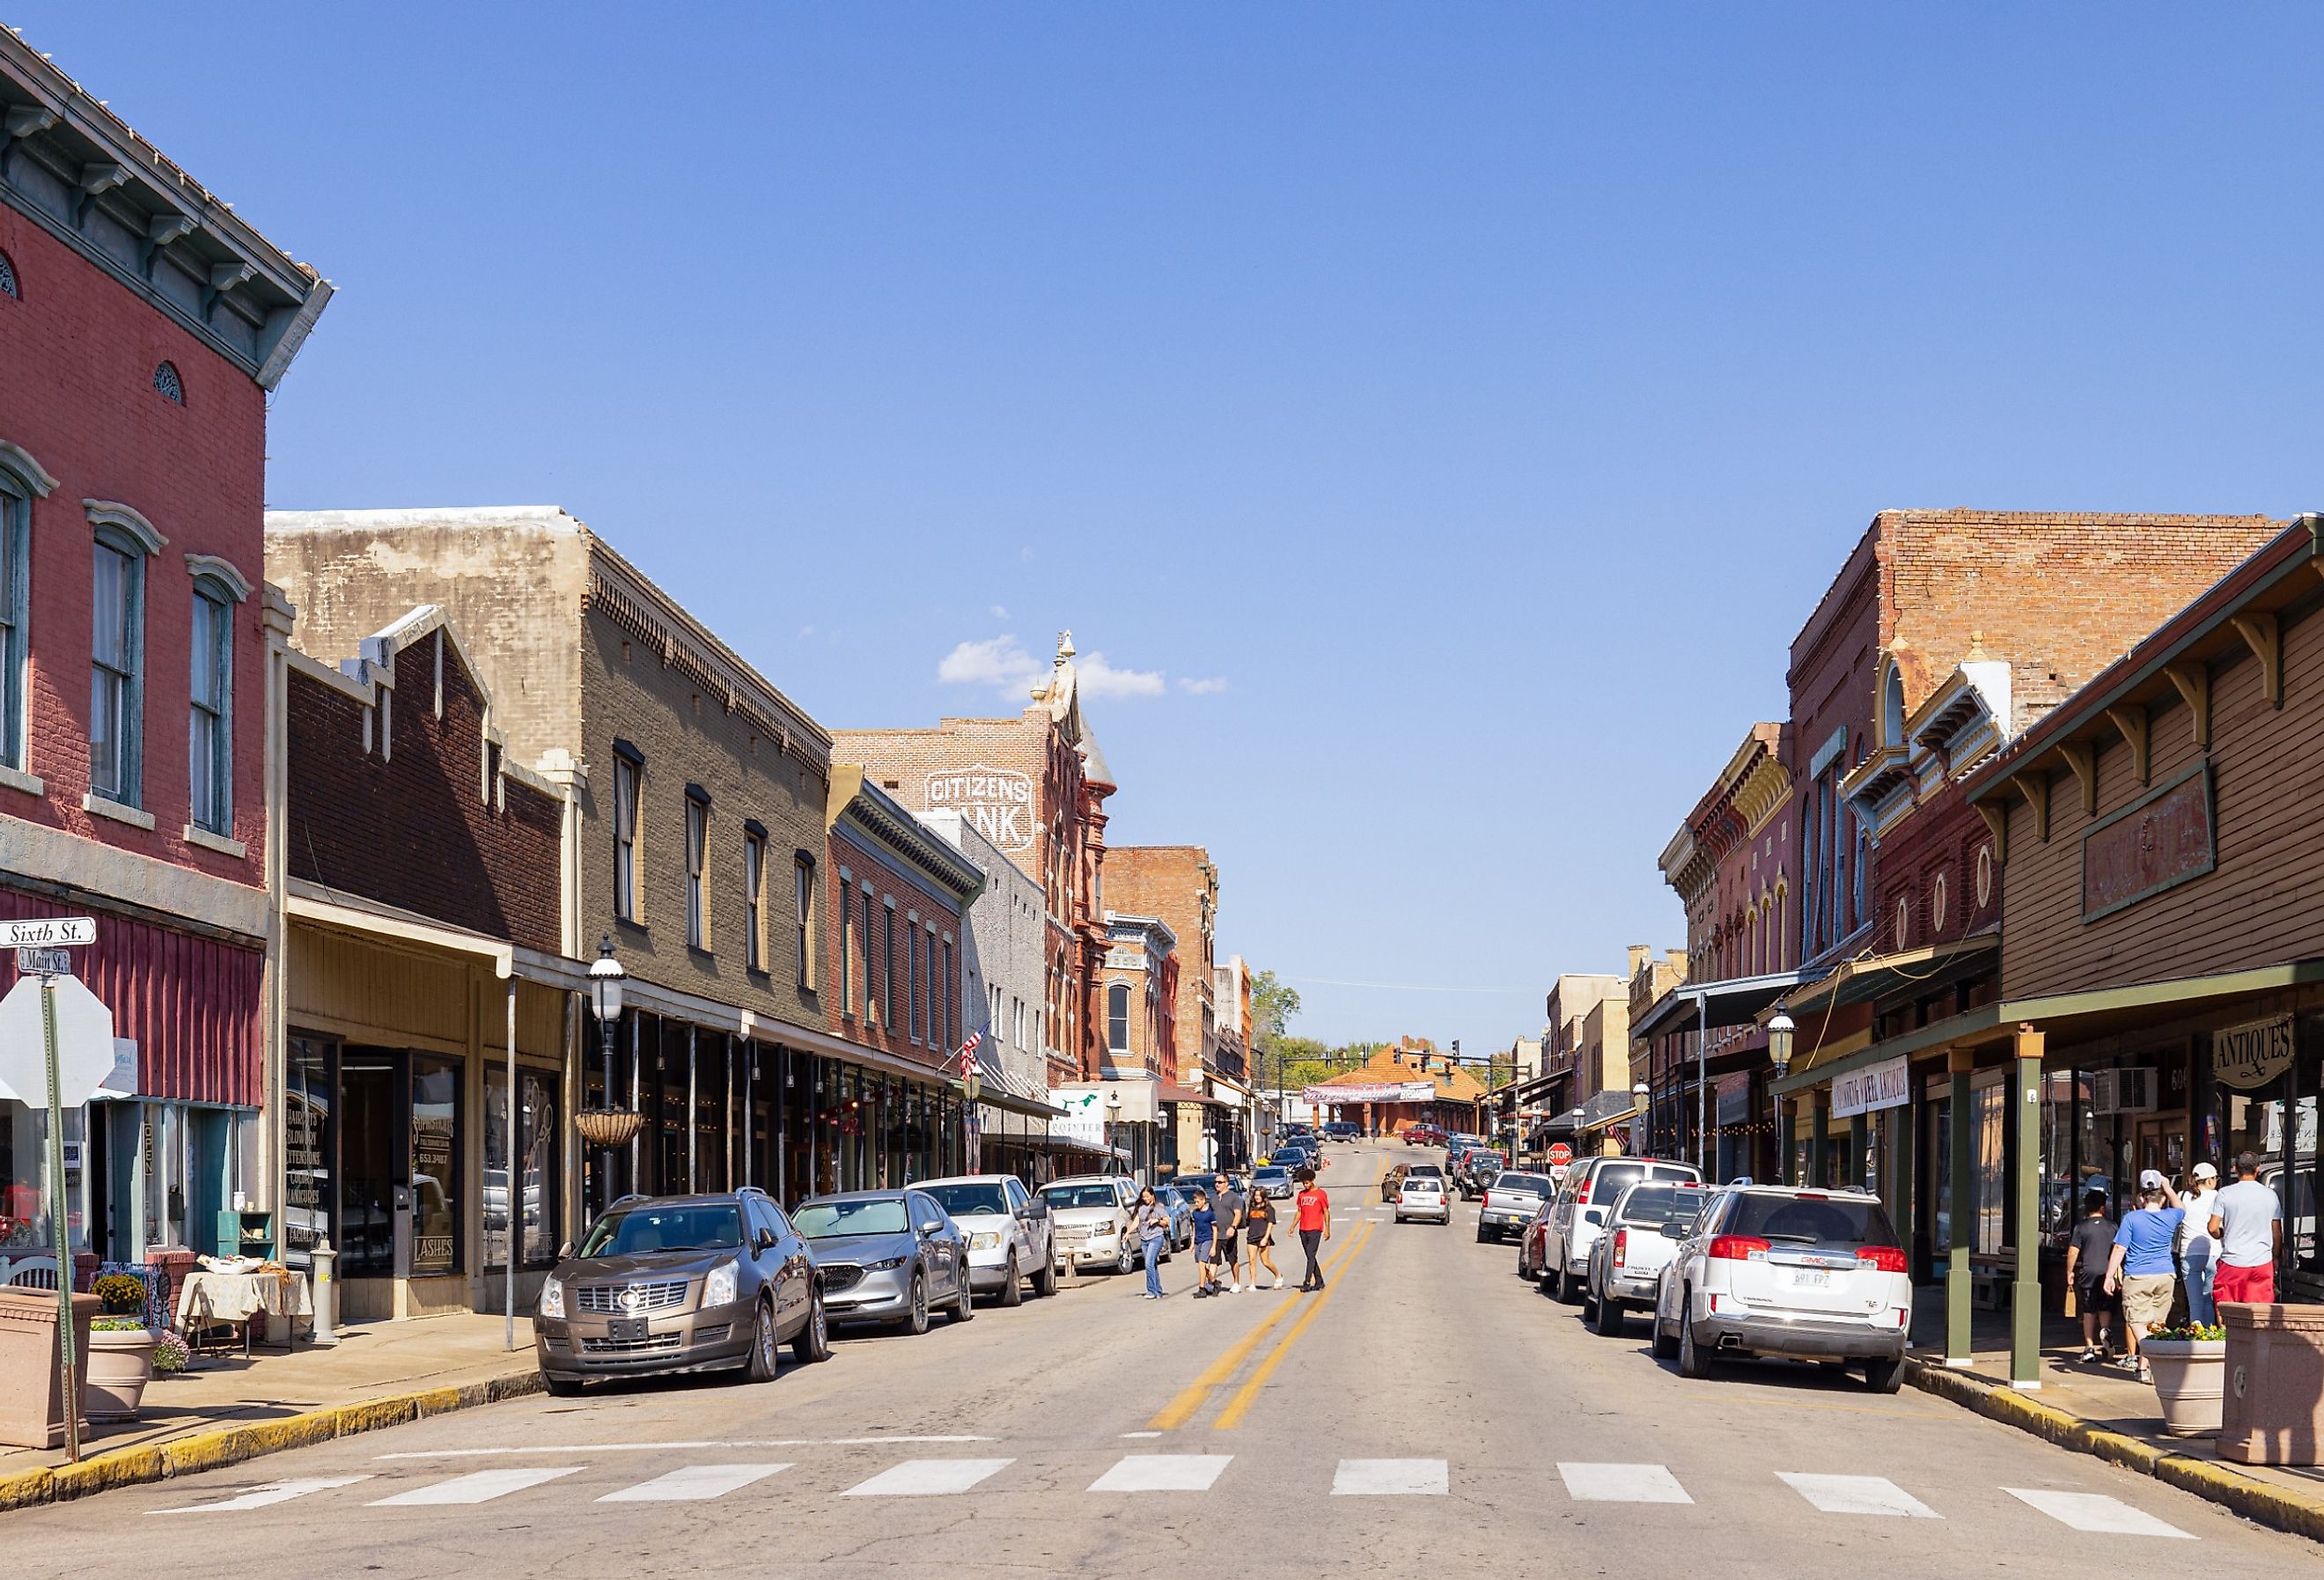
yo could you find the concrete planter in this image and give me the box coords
[2219,1303,2324,1465]
[0,1287,99,1449]
[83,1325,157,1421]
[2142,1337,2226,1436]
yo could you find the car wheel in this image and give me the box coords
[1517,1246,1533,1280]
[542,1371,583,1398]
[1592,1288,1626,1337]
[1033,1253,1059,1298]
[1676,1302,1713,1380]
[745,1297,780,1382]
[792,1290,832,1364]
[1579,1276,1599,1322]
[1651,1310,1680,1360]
[1116,1238,1136,1276]
[951,1264,975,1323]
[998,1254,1023,1307]
[901,1269,930,1336]
[1552,1261,1577,1304]
[1863,1355,1904,1393]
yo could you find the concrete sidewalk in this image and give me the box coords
[0,1313,541,1506]
[1906,1295,2324,1540]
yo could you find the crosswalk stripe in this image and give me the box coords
[840,1458,1015,1496]
[598,1463,791,1503]
[1332,1459,1447,1495]
[1778,1473,1939,1518]
[371,1467,581,1506]
[2004,1488,2195,1539]
[1087,1454,1233,1492]
[152,1475,372,1514]
[1557,1462,1692,1503]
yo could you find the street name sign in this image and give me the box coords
[14,947,72,976]
[2,916,96,948]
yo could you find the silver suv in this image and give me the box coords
[535,1187,828,1393]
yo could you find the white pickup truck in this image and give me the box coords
[1583,1179,1711,1334]
[1476,1171,1556,1244]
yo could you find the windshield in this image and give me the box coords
[793,1198,910,1238]
[1620,1186,1706,1225]
[1726,1194,1899,1248]
[921,1183,1010,1218]
[1041,1184,1122,1210]
[578,1203,743,1258]
[1591,1163,1645,1201]
[1254,1168,1288,1183]
[1496,1173,1554,1196]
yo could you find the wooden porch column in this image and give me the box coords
[1776,1095,1795,1187]
[2011,1025,2045,1389]
[1946,1047,1975,1368]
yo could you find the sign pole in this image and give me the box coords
[40,974,78,1463]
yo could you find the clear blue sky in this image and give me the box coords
[25,4,2321,1055]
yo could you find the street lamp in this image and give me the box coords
[1766,1011,1796,1185]
[1632,1080,1650,1157]
[1104,1089,1125,1176]
[576,937,643,1151]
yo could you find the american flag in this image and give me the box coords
[954,1030,983,1076]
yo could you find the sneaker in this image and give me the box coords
[1273,1275,1285,1290]
[1230,1282,1244,1293]
[2078,1347,2101,1363]
[2114,1354,2142,1372]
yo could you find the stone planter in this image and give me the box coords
[2219,1303,2324,1465]
[2143,1336,2227,1437]
[0,1287,99,1449]
[83,1325,157,1422]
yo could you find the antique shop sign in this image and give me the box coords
[2214,1013,2295,1091]
[1832,1055,1911,1118]
[2083,762,2214,922]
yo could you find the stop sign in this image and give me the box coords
[1547,1141,1574,1169]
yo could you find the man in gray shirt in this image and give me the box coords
[1212,1173,1247,1293]
[2209,1151,2284,1307]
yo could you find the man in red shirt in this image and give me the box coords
[1294,1169,1331,1292]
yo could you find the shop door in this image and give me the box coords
[339,1050,400,1276]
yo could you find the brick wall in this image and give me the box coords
[1102,845,1216,1084]
[287,628,561,952]
[826,820,967,1075]
[0,201,268,886]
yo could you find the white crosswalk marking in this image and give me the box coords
[152,1475,372,1514]
[371,1467,581,1506]
[598,1463,791,1503]
[1778,1473,1939,1518]
[1557,1462,1693,1503]
[1088,1454,1233,1492]
[840,1458,1015,1496]
[2005,1488,2195,1539]
[1332,1459,1447,1495]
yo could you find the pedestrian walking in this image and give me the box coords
[1212,1173,1246,1292]
[2209,1151,2284,1308]
[1246,1189,1283,1289]
[1294,1168,1331,1292]
[1191,1190,1219,1297]
[2103,1170,2182,1381]
[1135,1186,1172,1299]
[2181,1161,2221,1325]
[2063,1189,2119,1361]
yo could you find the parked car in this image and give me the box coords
[1252,1165,1295,1201]
[1380,1164,1409,1203]
[1535,1156,1704,1304]
[1323,1121,1361,1142]
[793,1189,973,1335]
[1582,1180,1710,1334]
[1457,1150,1506,1200]
[1476,1170,1555,1242]
[1272,1144,1313,1173]
[917,1173,1057,1306]
[1651,1184,1912,1392]
[535,1187,828,1395]
[1156,1182,1203,1251]
[1394,1172,1451,1225]
[1040,1175,1139,1275]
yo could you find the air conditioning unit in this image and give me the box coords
[2089,1068,2159,1116]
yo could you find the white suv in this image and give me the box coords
[919,1174,1057,1305]
[1394,1172,1451,1224]
[1538,1156,1703,1304]
[1040,1175,1139,1275]
[1583,1179,1710,1336]
[1651,1184,1913,1392]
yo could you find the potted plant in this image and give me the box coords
[84,1273,158,1422]
[2143,1319,2228,1437]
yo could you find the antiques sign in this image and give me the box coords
[2214,1013,2295,1091]
[2083,762,2214,922]
[1832,1055,1910,1118]
[926,765,1035,853]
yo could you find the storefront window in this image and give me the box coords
[2039,1069,2078,1247]
[1974,1076,2005,1255]
[409,1054,460,1277]
[285,1036,335,1267]
[485,1065,560,1270]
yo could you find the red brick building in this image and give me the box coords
[0,33,329,1266]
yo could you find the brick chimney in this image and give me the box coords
[1626,944,1651,980]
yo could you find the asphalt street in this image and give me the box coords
[7,1142,2315,1577]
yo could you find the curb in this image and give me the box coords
[1903,1357,2324,1543]
[0,1368,543,1513]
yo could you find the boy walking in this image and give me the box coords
[2063,1189,2118,1361]
[1190,1189,1219,1297]
[1294,1168,1331,1292]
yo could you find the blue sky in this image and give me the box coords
[24,4,2322,1055]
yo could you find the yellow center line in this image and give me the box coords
[1212,1220,1376,1430]
[1145,1227,1369,1430]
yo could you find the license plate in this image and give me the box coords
[606,1318,649,1342]
[1788,1269,1829,1289]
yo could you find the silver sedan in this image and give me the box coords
[793,1189,974,1336]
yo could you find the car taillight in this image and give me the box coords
[1613,1230,1629,1268]
[1576,1182,1591,1204]
[1708,1235,1770,1262]
[1857,1245,1908,1274]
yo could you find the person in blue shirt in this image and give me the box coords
[2103,1169,2183,1380]
[1190,1190,1220,1298]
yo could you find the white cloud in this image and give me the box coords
[937,635,1041,694]
[1077,652,1167,699]
[989,604,1009,620]
[1177,676,1229,695]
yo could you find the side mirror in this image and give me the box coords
[755,1230,778,1253]
[557,1240,575,1260]
[1583,1209,1606,1227]
[920,1220,945,1237]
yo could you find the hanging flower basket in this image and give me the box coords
[574,1108,645,1148]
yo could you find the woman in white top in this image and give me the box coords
[2181,1161,2221,1325]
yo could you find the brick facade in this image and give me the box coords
[1101,845,1217,1085]
[824,768,980,1077]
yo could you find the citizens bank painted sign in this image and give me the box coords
[2214,1013,2294,1091]
[1832,1055,1910,1118]
[927,765,1035,853]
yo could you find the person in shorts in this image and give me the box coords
[2104,1170,2183,1380]
[2063,1188,2119,1361]
[1212,1173,1246,1292]
[2210,1151,2284,1307]
[1245,1188,1282,1289]
[1190,1189,1219,1297]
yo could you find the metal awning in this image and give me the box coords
[1539,1088,1639,1135]
[1630,967,1815,1040]
[1775,935,1997,1018]
[1158,1084,1225,1107]
[1495,1069,1561,1109]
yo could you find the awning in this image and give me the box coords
[1775,935,1997,1018]
[1539,1088,1640,1135]
[1630,967,1816,1040]
[969,1083,1065,1121]
[1495,1069,1561,1109]
[1159,1084,1225,1107]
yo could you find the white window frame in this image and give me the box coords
[794,854,817,991]
[685,790,710,950]
[89,516,158,808]
[0,443,48,779]
[612,751,642,922]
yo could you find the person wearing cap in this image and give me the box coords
[2063,1189,2119,1363]
[2209,1151,2284,1308]
[2181,1162,2222,1324]
[2103,1170,2183,1379]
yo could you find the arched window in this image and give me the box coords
[153,361,183,404]
[1883,662,1905,749]
[0,251,17,300]
[1107,981,1130,1054]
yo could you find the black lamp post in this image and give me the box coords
[1766,1011,1796,1184]
[577,936,643,1151]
